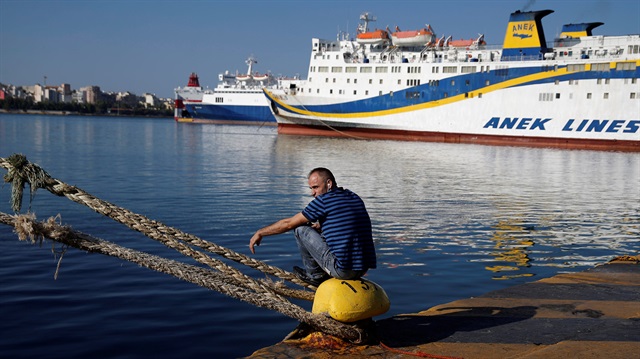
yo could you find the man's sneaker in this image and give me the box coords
[293,266,330,287]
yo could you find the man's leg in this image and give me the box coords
[294,225,332,279]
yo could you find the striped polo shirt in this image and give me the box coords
[302,187,376,271]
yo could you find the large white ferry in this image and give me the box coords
[174,57,304,125]
[265,9,640,151]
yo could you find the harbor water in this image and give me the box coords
[0,114,638,358]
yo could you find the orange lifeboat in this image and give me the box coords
[356,29,390,45]
[391,25,435,47]
[448,34,486,48]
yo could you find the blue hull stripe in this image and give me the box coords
[265,64,640,119]
[184,104,275,123]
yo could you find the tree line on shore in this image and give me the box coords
[1,97,173,117]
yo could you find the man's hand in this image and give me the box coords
[249,232,262,254]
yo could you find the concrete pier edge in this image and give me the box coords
[248,256,640,358]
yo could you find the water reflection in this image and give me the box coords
[273,134,640,279]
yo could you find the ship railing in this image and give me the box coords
[500,54,546,62]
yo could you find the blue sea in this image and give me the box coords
[1,114,638,358]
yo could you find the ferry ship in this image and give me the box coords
[174,57,304,125]
[264,9,640,151]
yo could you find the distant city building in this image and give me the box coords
[143,93,158,107]
[81,86,101,104]
[72,90,86,103]
[1,80,173,110]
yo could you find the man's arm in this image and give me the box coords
[249,212,308,254]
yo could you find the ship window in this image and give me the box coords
[346,66,357,73]
[631,93,637,99]
[604,93,609,99]
[379,91,383,95]
[354,79,358,84]
[330,89,333,94]
[432,67,439,73]
[369,79,373,84]
[478,93,482,98]
[555,80,560,85]
[317,89,320,94]
[616,62,635,71]
[365,90,369,95]
[587,93,592,99]
[354,90,357,95]
[556,93,560,99]
[375,66,388,73]
[597,79,602,85]
[347,79,350,84]
[591,63,609,72]
[360,67,372,73]
[333,78,336,83]
[485,80,490,86]
[605,79,610,85]
[332,67,343,73]
[398,79,401,85]
[451,80,455,86]
[325,78,329,83]
[318,66,328,72]
[465,80,470,85]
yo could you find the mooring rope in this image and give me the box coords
[0,154,313,295]
[0,212,362,341]
[284,92,369,140]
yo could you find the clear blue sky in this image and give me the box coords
[1,0,638,99]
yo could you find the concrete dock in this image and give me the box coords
[248,257,640,358]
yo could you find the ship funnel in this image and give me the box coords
[501,9,553,60]
[559,22,604,38]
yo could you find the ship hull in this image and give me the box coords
[183,90,276,124]
[269,76,640,152]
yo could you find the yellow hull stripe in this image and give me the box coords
[266,67,572,120]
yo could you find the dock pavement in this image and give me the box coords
[247,256,640,358]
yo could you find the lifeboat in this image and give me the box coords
[391,25,435,47]
[236,74,251,81]
[252,73,270,81]
[356,29,390,45]
[448,34,486,48]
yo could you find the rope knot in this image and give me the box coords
[3,153,53,212]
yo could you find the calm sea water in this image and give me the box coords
[1,114,638,358]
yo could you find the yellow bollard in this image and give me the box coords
[312,278,390,322]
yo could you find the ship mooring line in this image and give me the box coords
[0,211,361,341]
[1,153,371,342]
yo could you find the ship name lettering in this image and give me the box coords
[483,117,551,131]
[512,23,534,32]
[562,119,640,133]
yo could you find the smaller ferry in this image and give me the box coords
[174,57,305,125]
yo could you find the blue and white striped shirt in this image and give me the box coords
[302,187,376,270]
